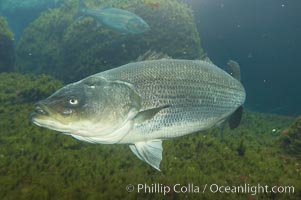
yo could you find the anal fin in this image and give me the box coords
[229,106,243,129]
[129,140,163,171]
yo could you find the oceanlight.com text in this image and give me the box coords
[125,183,295,196]
[209,183,294,195]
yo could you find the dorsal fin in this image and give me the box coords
[136,50,170,61]
[226,60,241,81]
[200,53,214,64]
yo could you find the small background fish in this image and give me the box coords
[77,1,150,34]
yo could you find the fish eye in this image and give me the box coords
[68,97,79,105]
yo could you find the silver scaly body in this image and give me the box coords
[97,59,245,143]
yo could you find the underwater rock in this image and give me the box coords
[280,116,301,159]
[0,17,15,72]
[16,0,203,83]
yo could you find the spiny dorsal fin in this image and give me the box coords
[226,60,241,81]
[200,52,214,64]
[136,50,171,61]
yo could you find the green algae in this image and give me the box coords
[0,16,15,72]
[0,72,300,199]
[0,17,14,40]
[0,72,62,106]
[16,0,203,83]
[280,116,301,159]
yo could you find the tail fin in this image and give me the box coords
[76,0,87,19]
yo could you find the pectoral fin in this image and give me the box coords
[134,105,170,124]
[129,140,163,171]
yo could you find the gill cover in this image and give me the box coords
[69,76,144,144]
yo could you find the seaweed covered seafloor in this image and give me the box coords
[0,72,300,200]
[16,0,203,83]
[280,116,301,160]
